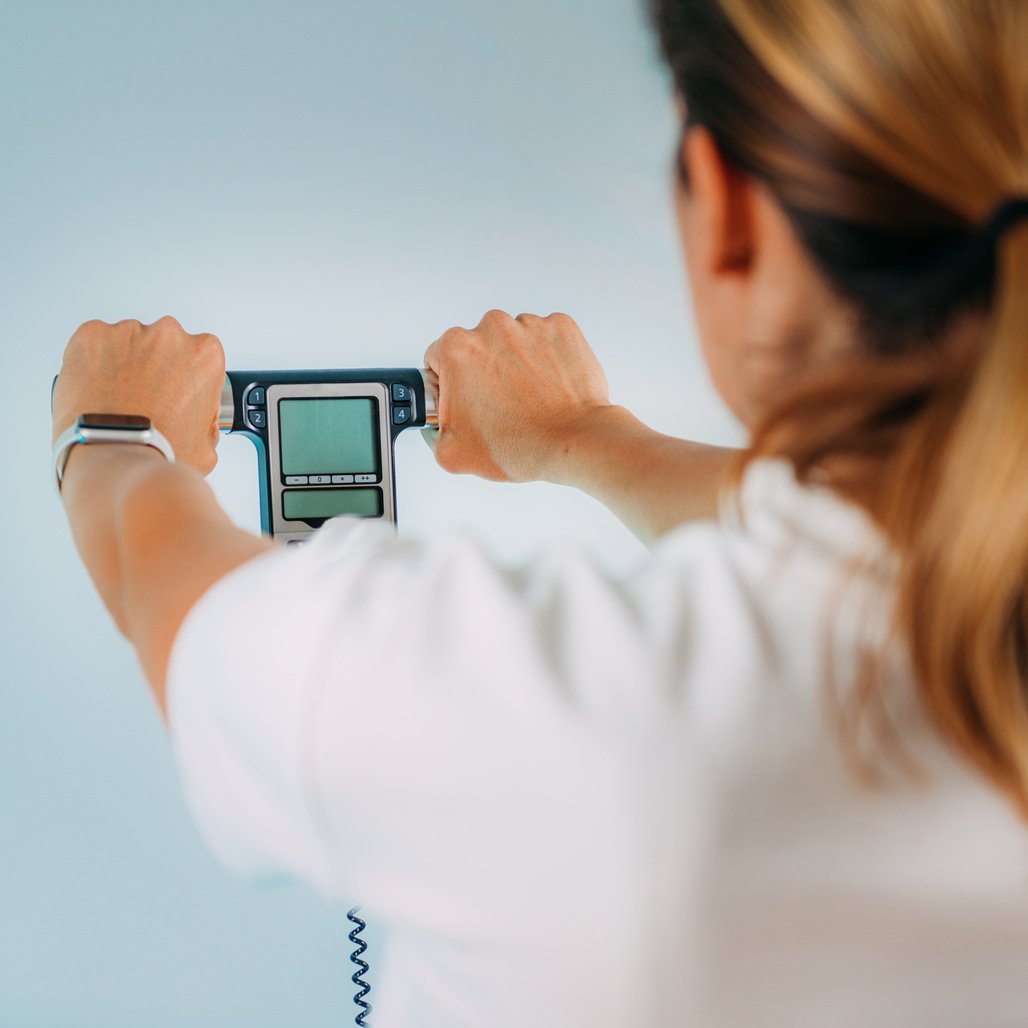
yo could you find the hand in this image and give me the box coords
[52,316,225,476]
[423,309,613,482]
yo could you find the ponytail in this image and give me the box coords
[892,223,1028,811]
[652,0,1028,811]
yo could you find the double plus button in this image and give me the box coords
[391,382,412,425]
[245,385,267,430]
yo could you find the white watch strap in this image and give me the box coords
[53,420,176,494]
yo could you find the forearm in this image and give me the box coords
[543,406,740,544]
[61,446,173,633]
[60,445,272,716]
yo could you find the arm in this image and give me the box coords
[60,447,271,720]
[425,309,739,544]
[53,318,272,721]
[542,405,737,543]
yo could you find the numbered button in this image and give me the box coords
[392,383,412,403]
[392,405,412,426]
[309,474,331,485]
[248,409,267,430]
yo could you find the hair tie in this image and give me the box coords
[982,198,1028,248]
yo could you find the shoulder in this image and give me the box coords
[653,458,892,610]
[169,459,895,741]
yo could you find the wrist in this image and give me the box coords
[540,404,642,487]
[53,414,175,494]
[60,441,168,495]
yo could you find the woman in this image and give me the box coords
[51,0,1028,1025]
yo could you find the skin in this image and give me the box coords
[52,125,857,722]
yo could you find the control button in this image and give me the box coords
[247,409,267,430]
[391,383,412,403]
[285,475,308,485]
[309,474,331,485]
[392,405,412,426]
[331,474,355,484]
[355,473,377,484]
[246,386,266,406]
[287,539,306,547]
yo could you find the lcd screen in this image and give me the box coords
[283,488,383,520]
[279,398,380,476]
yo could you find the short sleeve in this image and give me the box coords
[166,518,412,895]
[165,514,689,909]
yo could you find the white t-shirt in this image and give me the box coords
[168,459,1028,1028]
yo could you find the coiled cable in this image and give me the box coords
[347,906,372,1026]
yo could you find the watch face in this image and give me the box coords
[79,413,151,430]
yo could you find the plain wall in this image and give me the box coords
[0,1,741,1024]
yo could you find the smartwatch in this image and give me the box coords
[53,413,175,493]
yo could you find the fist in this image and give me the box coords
[52,316,225,476]
[424,309,611,483]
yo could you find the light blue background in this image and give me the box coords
[0,1,740,1024]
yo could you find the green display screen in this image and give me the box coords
[278,398,380,476]
[282,488,383,520]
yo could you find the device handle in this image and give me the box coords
[217,377,234,430]
[420,369,439,427]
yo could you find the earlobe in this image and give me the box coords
[682,126,755,275]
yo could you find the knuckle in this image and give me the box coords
[75,318,106,336]
[548,311,575,329]
[481,308,511,329]
[198,331,224,361]
[153,314,182,331]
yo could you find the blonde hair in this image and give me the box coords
[652,0,1028,811]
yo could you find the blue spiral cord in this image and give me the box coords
[347,907,372,1027]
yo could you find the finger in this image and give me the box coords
[424,336,444,373]
[421,367,440,416]
[421,427,440,454]
[425,326,472,372]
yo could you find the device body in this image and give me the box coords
[220,369,437,542]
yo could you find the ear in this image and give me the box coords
[676,124,855,425]
[679,126,756,275]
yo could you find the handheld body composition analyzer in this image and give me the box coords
[219,368,438,541]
